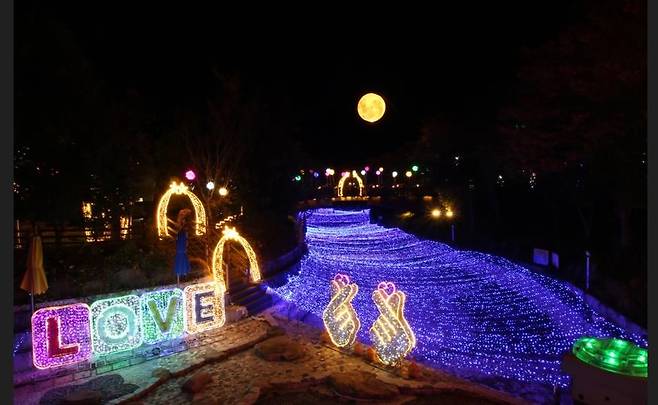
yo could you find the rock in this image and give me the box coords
[397,364,410,379]
[204,349,227,362]
[226,305,248,323]
[151,367,171,380]
[262,312,279,327]
[266,326,286,337]
[353,342,367,357]
[181,372,212,394]
[366,347,379,363]
[328,371,399,400]
[408,362,423,379]
[60,389,102,405]
[254,336,305,361]
[240,386,261,404]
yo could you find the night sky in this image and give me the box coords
[17,1,579,167]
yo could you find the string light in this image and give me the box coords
[183,282,224,334]
[119,216,131,240]
[213,226,261,284]
[140,289,185,345]
[431,209,441,218]
[218,187,228,197]
[156,182,207,238]
[269,209,647,387]
[31,304,92,370]
[392,171,398,178]
[337,172,365,197]
[405,171,412,178]
[206,181,215,190]
[82,202,92,219]
[322,274,361,348]
[185,170,196,181]
[30,282,236,369]
[90,295,143,356]
[211,227,261,329]
[370,282,416,366]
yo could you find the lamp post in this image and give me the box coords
[445,207,455,242]
[585,251,591,291]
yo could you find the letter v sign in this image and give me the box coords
[148,297,181,333]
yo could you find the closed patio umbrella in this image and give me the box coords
[20,234,48,314]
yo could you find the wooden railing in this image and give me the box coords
[14,221,147,249]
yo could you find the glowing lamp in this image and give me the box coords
[206,181,215,190]
[375,170,381,176]
[294,175,302,181]
[446,209,454,218]
[360,170,366,176]
[378,167,384,172]
[314,172,320,178]
[365,166,370,172]
[357,93,386,123]
[412,165,419,172]
[392,171,398,178]
[218,187,228,197]
[185,170,196,181]
[405,171,412,178]
[572,337,647,377]
[431,209,441,218]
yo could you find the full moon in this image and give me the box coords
[357,93,386,123]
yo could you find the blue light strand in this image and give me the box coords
[269,208,646,387]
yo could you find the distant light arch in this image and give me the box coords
[156,182,207,238]
[337,171,365,197]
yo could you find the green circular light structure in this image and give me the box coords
[411,165,419,172]
[572,337,647,378]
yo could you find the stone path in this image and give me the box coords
[16,306,529,405]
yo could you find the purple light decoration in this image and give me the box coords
[185,170,196,181]
[269,209,647,388]
[31,304,93,369]
[314,172,320,178]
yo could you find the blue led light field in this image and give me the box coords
[270,208,646,386]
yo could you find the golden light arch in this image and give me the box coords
[337,171,365,197]
[156,182,207,238]
[211,226,262,291]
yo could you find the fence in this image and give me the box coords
[14,220,147,249]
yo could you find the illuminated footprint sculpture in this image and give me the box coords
[369,282,416,366]
[322,274,361,348]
